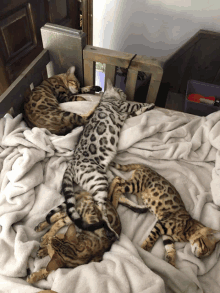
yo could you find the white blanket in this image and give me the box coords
[0,96,220,293]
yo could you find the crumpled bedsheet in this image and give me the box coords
[0,97,220,293]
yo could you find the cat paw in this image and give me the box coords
[40,234,50,247]
[26,274,35,284]
[37,247,48,258]
[93,86,102,92]
[165,255,176,267]
[34,223,44,232]
[34,220,49,232]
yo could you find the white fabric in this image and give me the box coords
[0,96,220,293]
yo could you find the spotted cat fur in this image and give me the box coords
[108,162,220,267]
[23,66,101,135]
[62,79,155,238]
[26,189,121,284]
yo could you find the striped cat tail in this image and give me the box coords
[62,163,81,222]
[35,202,66,232]
[46,202,66,224]
[110,162,145,171]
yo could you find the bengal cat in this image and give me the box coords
[26,189,121,284]
[62,79,155,240]
[23,66,102,135]
[108,162,220,267]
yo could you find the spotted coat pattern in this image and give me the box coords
[23,66,102,135]
[26,190,121,284]
[62,79,155,238]
[109,162,220,267]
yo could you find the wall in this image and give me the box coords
[93,0,220,62]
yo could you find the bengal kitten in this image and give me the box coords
[108,162,220,267]
[26,189,121,284]
[62,79,155,239]
[23,66,102,135]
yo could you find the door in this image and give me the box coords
[0,0,81,95]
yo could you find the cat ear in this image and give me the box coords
[106,78,113,91]
[207,228,220,241]
[56,233,65,240]
[46,254,64,272]
[65,224,78,243]
[67,66,75,75]
[212,230,220,241]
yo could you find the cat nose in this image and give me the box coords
[106,229,116,240]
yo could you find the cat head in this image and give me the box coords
[66,66,80,94]
[102,79,127,101]
[46,224,106,272]
[45,201,121,272]
[190,227,220,258]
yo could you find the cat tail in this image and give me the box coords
[46,202,66,224]
[62,163,81,223]
[110,161,146,171]
[62,163,106,231]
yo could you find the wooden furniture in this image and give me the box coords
[0,24,163,118]
[0,0,92,95]
[80,0,93,45]
[157,30,220,108]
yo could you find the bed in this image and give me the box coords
[0,24,220,293]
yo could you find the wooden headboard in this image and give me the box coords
[83,46,163,103]
[0,25,163,118]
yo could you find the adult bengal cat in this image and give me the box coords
[26,189,121,284]
[62,79,155,239]
[23,66,102,135]
[108,162,220,267]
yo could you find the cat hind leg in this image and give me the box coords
[163,235,176,267]
[141,222,162,251]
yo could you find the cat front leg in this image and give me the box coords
[26,268,49,283]
[80,85,102,93]
[108,176,124,208]
[125,102,155,117]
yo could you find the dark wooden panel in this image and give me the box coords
[88,0,93,45]
[0,5,37,63]
[0,0,84,95]
[68,0,80,29]
[156,30,220,108]
[0,50,10,93]
[48,0,68,23]
[0,49,50,117]
[0,0,46,92]
[44,0,80,28]
[163,46,194,92]
[180,37,220,92]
